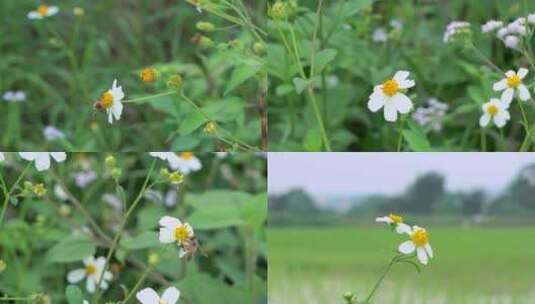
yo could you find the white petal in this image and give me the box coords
[86,277,96,293]
[159,216,182,228]
[50,152,67,162]
[505,70,516,78]
[107,109,114,124]
[395,223,412,234]
[67,269,86,283]
[136,288,160,304]
[184,223,195,237]
[383,101,398,122]
[18,152,37,161]
[83,256,95,265]
[368,92,385,112]
[103,271,113,281]
[518,68,529,79]
[47,6,59,16]
[27,11,41,19]
[398,78,415,89]
[493,114,507,128]
[188,158,202,171]
[416,247,428,265]
[518,84,531,101]
[0,152,4,162]
[112,86,125,102]
[35,154,51,171]
[501,88,514,105]
[159,227,176,243]
[398,241,415,254]
[425,244,433,258]
[393,93,412,114]
[479,113,491,127]
[393,70,410,83]
[493,79,507,91]
[112,100,123,120]
[375,216,392,223]
[161,287,181,304]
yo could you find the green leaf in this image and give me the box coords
[120,231,160,250]
[179,112,207,135]
[46,236,96,263]
[402,122,432,152]
[331,0,376,19]
[242,193,267,229]
[303,127,322,151]
[293,77,308,95]
[224,64,259,96]
[65,285,84,304]
[314,49,337,74]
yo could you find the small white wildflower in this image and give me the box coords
[372,28,388,43]
[98,79,124,124]
[368,70,415,122]
[136,287,180,304]
[3,91,26,103]
[504,35,520,49]
[27,4,59,20]
[67,256,113,293]
[169,152,202,175]
[398,226,434,265]
[19,152,66,171]
[481,20,503,33]
[443,21,471,43]
[390,19,403,31]
[54,184,69,201]
[159,216,194,258]
[376,214,411,234]
[479,98,510,128]
[43,126,65,140]
[493,68,531,105]
[73,171,97,188]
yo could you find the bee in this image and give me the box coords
[93,100,104,111]
[180,236,207,261]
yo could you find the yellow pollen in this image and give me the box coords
[37,5,49,16]
[85,264,96,275]
[382,79,400,97]
[388,213,403,224]
[175,225,190,242]
[411,229,428,247]
[507,74,521,88]
[100,91,114,109]
[487,105,499,116]
[140,68,157,83]
[181,152,194,160]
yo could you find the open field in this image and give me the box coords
[269,226,535,304]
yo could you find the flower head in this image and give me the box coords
[28,4,59,20]
[136,287,180,304]
[169,152,202,175]
[493,68,531,105]
[376,213,411,234]
[43,125,65,140]
[368,71,415,122]
[481,20,503,33]
[398,226,433,265]
[95,79,124,124]
[0,152,4,162]
[67,256,113,293]
[140,68,157,84]
[443,21,471,43]
[3,90,26,103]
[480,98,510,128]
[19,152,66,171]
[159,216,196,258]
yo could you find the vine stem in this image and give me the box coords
[0,163,31,227]
[92,159,158,303]
[364,255,399,303]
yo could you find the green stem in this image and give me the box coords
[92,159,157,303]
[397,118,405,152]
[364,255,399,303]
[122,91,176,104]
[0,163,31,227]
[518,101,532,151]
[122,265,154,304]
[481,128,487,152]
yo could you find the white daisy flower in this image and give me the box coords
[479,98,510,128]
[27,4,59,19]
[67,256,113,293]
[19,152,66,171]
[136,287,180,304]
[493,68,531,105]
[376,214,411,234]
[159,216,194,257]
[398,226,433,265]
[368,71,415,122]
[3,91,26,103]
[98,79,125,124]
[150,152,180,166]
[44,125,66,140]
[372,28,388,43]
[169,152,202,175]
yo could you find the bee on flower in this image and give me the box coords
[67,256,113,293]
[368,71,415,122]
[376,213,411,234]
[19,152,66,171]
[479,98,510,128]
[93,79,125,124]
[136,287,180,304]
[158,216,199,259]
[493,68,531,105]
[398,226,433,265]
[27,4,59,20]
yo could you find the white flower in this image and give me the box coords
[150,152,180,166]
[136,287,180,304]
[504,35,520,49]
[73,171,97,188]
[480,98,510,128]
[19,152,66,171]
[496,27,508,40]
[372,28,388,43]
[103,193,123,212]
[169,152,202,175]
[44,125,65,140]
[67,256,113,293]
[481,20,503,33]
[368,71,415,122]
[0,152,4,162]
[376,214,411,234]
[164,190,178,207]
[99,79,124,124]
[54,184,69,201]
[3,91,26,103]
[412,98,448,132]
[398,226,433,265]
[390,19,403,31]
[27,5,59,19]
[443,21,470,43]
[493,68,531,105]
[529,14,535,25]
[159,216,194,257]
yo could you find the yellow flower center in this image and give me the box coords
[487,105,499,117]
[388,213,403,224]
[159,300,168,304]
[140,68,157,83]
[175,225,190,242]
[181,152,194,160]
[411,228,428,247]
[100,91,114,109]
[382,79,400,97]
[85,264,96,275]
[507,74,521,88]
[37,5,49,16]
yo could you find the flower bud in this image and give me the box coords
[196,21,215,32]
[168,171,184,185]
[167,74,183,89]
[199,36,214,49]
[59,204,71,217]
[111,168,122,180]
[140,67,158,84]
[33,183,47,197]
[73,7,84,16]
[204,121,217,134]
[160,168,171,178]
[105,155,116,168]
[253,42,266,55]
[148,253,160,266]
[0,260,6,273]
[343,292,357,304]
[269,1,289,20]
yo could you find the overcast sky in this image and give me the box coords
[268,153,535,196]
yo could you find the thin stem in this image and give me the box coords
[122,265,154,303]
[0,163,31,227]
[469,44,502,74]
[92,159,158,303]
[122,91,176,104]
[364,256,399,303]
[481,128,487,152]
[518,101,532,151]
[397,117,406,152]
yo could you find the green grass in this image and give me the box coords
[269,226,535,303]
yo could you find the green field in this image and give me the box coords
[269,227,535,304]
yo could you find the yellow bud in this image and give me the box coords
[140,67,158,84]
[199,36,214,48]
[253,42,266,55]
[196,21,215,32]
[105,155,116,168]
[269,1,289,20]
[168,171,184,185]
[160,168,171,178]
[204,121,217,134]
[59,205,71,217]
[73,7,84,16]
[33,184,47,197]
[111,168,122,180]
[148,253,160,266]
[167,74,183,89]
